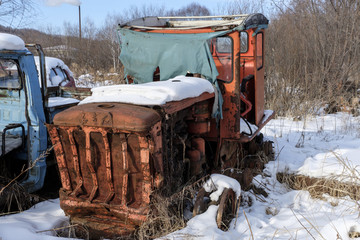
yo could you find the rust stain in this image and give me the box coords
[101,130,115,203]
[84,127,99,202]
[47,125,72,191]
[67,128,83,197]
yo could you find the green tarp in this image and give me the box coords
[118,28,230,84]
[117,28,237,119]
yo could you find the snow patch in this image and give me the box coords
[263,112,360,180]
[51,75,63,86]
[262,109,274,123]
[79,75,214,106]
[76,74,113,88]
[240,110,273,135]
[48,97,80,108]
[0,199,71,240]
[0,33,26,51]
[203,174,241,201]
[240,118,258,135]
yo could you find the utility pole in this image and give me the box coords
[79,5,82,40]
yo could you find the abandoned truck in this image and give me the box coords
[0,33,90,195]
[47,13,274,237]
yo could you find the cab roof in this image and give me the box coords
[120,13,268,31]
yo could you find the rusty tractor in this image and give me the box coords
[47,13,274,238]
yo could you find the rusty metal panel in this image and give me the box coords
[53,102,161,132]
[47,125,72,191]
[47,122,160,235]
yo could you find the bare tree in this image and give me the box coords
[98,14,124,72]
[125,4,166,20]
[0,0,36,29]
[216,0,264,15]
[168,2,211,16]
[265,0,360,116]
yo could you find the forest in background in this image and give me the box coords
[0,0,359,117]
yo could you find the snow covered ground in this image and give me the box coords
[1,113,360,240]
[75,74,118,88]
[167,112,360,240]
[0,199,70,240]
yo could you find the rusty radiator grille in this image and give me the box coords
[48,125,152,209]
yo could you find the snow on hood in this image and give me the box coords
[0,33,26,50]
[34,56,73,87]
[79,75,215,106]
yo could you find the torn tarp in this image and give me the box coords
[118,28,229,83]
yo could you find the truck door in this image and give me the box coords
[254,32,265,125]
[0,58,27,157]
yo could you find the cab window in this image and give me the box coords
[240,32,248,53]
[216,37,232,53]
[209,36,233,82]
[0,59,21,89]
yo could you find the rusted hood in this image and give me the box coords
[53,102,161,132]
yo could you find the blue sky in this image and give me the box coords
[32,0,225,31]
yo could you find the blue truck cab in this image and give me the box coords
[0,33,89,192]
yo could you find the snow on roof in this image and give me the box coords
[34,56,73,87]
[79,75,215,106]
[0,33,26,51]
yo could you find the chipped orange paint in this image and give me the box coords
[84,127,99,202]
[66,128,83,197]
[47,125,72,191]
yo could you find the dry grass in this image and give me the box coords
[276,168,360,239]
[272,153,360,239]
[265,0,360,118]
[53,223,90,240]
[277,150,360,202]
[0,147,54,214]
[0,176,32,213]
[277,172,360,201]
[136,194,187,240]
[136,179,205,240]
